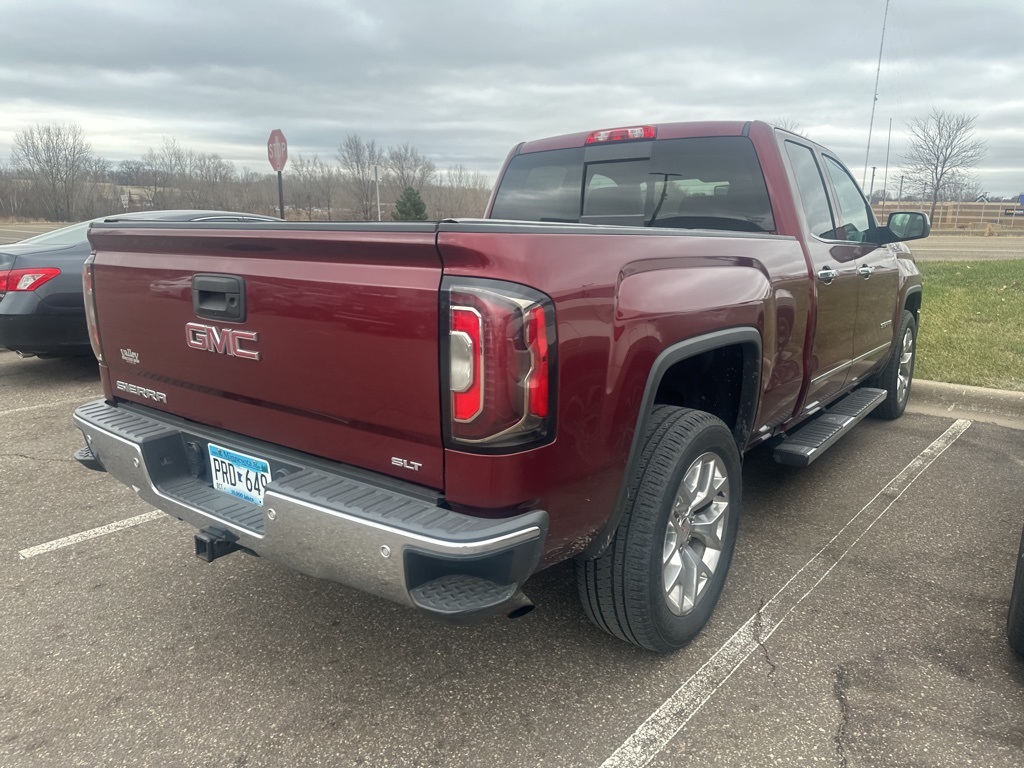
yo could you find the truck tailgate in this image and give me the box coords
[88,224,445,489]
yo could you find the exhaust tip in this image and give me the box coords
[506,590,535,619]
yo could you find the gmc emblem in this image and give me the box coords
[186,322,260,360]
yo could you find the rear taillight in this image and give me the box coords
[526,306,549,418]
[450,306,484,422]
[585,125,656,144]
[0,267,61,292]
[443,278,556,451]
[82,254,104,363]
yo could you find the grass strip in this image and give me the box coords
[915,260,1023,391]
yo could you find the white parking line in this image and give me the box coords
[18,511,165,559]
[600,418,973,768]
[0,397,89,418]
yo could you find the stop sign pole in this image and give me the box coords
[267,129,288,218]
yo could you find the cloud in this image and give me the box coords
[1,0,1022,194]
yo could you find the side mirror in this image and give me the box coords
[883,211,931,243]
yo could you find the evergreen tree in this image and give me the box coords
[392,186,428,221]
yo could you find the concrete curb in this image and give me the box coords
[909,379,1024,429]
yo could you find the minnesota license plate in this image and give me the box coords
[208,443,272,506]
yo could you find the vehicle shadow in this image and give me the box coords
[0,350,100,386]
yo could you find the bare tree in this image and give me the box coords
[0,160,26,218]
[140,138,235,210]
[181,151,236,209]
[772,118,807,137]
[290,153,338,220]
[903,109,987,220]
[290,153,320,219]
[11,122,95,220]
[142,138,187,208]
[315,161,339,220]
[336,134,386,220]
[386,142,436,194]
[428,164,491,219]
[76,156,118,217]
[235,169,276,217]
[116,159,147,187]
[940,170,984,203]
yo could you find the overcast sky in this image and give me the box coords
[1,0,1022,197]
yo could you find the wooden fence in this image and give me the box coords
[871,201,1024,234]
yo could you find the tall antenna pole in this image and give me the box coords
[881,117,893,212]
[862,0,891,188]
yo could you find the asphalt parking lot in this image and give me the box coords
[2,350,1023,767]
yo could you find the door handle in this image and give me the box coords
[817,267,839,285]
[858,264,875,278]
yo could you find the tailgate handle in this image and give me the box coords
[193,274,246,322]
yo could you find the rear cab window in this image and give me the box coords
[491,137,776,234]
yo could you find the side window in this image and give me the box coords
[823,156,873,242]
[783,141,836,239]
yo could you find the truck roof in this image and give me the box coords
[517,120,770,154]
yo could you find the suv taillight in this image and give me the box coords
[443,278,556,451]
[82,253,104,363]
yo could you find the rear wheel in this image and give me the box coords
[576,406,741,652]
[868,309,916,420]
[1008,525,1024,657]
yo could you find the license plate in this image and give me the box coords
[208,443,272,506]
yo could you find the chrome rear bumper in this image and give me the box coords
[74,400,546,619]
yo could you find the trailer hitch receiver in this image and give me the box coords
[194,527,240,563]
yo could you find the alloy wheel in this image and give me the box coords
[662,452,730,616]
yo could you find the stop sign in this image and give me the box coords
[267,129,288,172]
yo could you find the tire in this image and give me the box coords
[868,309,917,420]
[1008,525,1024,657]
[575,406,742,652]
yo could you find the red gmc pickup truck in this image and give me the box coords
[74,121,929,652]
